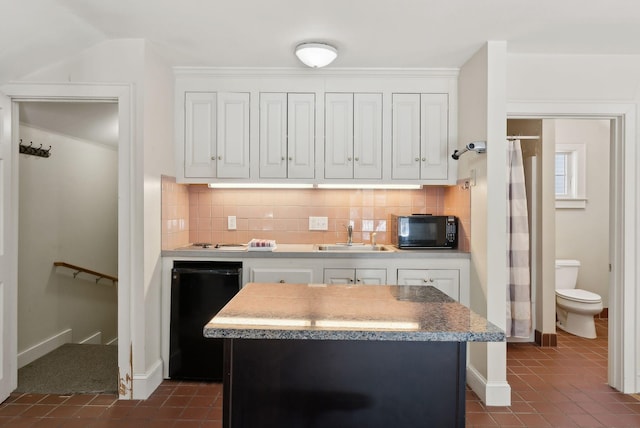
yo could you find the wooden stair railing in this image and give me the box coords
[54,262,118,285]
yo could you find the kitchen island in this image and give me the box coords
[204,282,504,428]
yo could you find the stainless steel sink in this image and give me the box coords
[315,244,391,252]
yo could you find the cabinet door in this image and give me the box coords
[355,269,387,285]
[325,93,354,179]
[427,269,459,301]
[250,268,314,284]
[397,269,459,301]
[324,268,355,284]
[287,93,315,179]
[353,93,382,179]
[392,94,421,179]
[259,93,287,178]
[420,94,448,180]
[184,92,217,178]
[217,92,250,178]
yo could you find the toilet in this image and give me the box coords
[555,259,603,339]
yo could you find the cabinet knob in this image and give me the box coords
[218,156,223,160]
[423,278,434,283]
[356,278,361,283]
[279,279,285,283]
[347,157,352,161]
[349,279,354,283]
[289,157,293,161]
[211,156,216,160]
[281,156,285,161]
[354,157,359,161]
[415,157,420,162]
[422,157,426,162]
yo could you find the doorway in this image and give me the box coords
[16,101,119,394]
[507,116,613,382]
[1,82,135,401]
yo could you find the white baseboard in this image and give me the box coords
[130,359,163,400]
[18,328,72,369]
[79,331,102,345]
[467,364,512,406]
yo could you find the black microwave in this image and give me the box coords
[390,215,458,249]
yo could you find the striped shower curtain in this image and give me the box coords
[506,139,532,338]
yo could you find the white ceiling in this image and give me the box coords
[3,0,640,86]
[5,0,640,145]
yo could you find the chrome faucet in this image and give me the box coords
[346,224,353,246]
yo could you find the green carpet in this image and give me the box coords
[17,343,118,394]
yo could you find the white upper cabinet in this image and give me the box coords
[175,70,456,184]
[325,93,382,179]
[260,93,315,179]
[184,92,217,178]
[392,93,448,180]
[287,94,316,179]
[420,94,449,179]
[184,91,250,179]
[217,92,250,178]
[259,93,287,178]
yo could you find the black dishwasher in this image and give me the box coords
[169,261,242,381]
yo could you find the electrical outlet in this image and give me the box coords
[228,215,237,230]
[309,216,328,231]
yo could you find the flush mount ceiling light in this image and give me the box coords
[295,42,338,68]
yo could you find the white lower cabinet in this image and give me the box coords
[324,268,387,285]
[396,269,459,301]
[250,267,314,284]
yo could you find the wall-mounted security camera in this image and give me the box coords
[451,141,487,160]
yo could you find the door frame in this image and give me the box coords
[1,82,136,399]
[508,101,638,393]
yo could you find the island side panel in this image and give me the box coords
[223,338,466,428]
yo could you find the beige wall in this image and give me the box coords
[18,124,118,352]
[554,119,610,306]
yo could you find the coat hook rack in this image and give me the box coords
[19,139,52,158]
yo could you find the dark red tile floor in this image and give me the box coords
[2,319,638,427]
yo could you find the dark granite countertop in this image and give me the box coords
[204,283,504,342]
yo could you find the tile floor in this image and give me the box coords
[467,319,640,427]
[1,319,639,427]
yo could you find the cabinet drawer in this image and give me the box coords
[250,267,314,284]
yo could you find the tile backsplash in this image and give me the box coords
[161,176,190,250]
[161,176,471,251]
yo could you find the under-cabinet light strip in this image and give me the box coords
[316,184,422,190]
[208,183,313,189]
[208,183,422,190]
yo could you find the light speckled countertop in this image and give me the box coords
[204,283,504,342]
[163,243,470,259]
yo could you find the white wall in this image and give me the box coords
[554,119,610,306]
[459,42,510,406]
[18,125,118,352]
[141,45,175,374]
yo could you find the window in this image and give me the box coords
[555,143,586,209]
